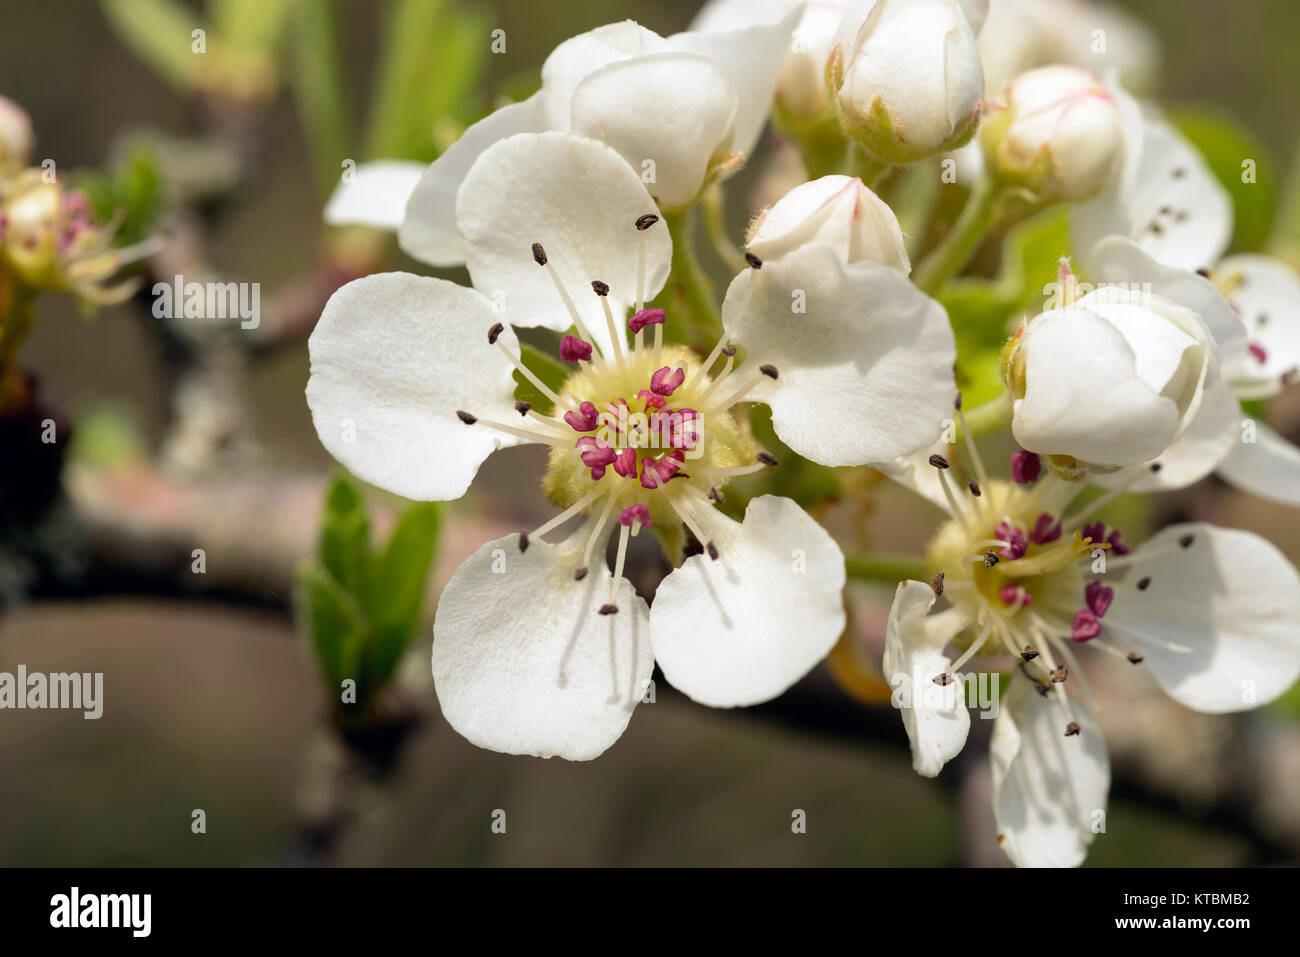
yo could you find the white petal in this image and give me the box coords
[323,160,426,231]
[539,21,672,130]
[882,580,971,777]
[306,273,522,501]
[1070,79,1146,271]
[1217,420,1300,507]
[432,529,654,760]
[874,440,954,512]
[990,678,1110,868]
[1217,254,1300,398]
[1105,523,1300,713]
[1090,378,1240,493]
[668,9,801,162]
[570,52,737,209]
[457,131,671,353]
[720,242,957,466]
[1090,234,1249,368]
[397,94,548,268]
[649,495,846,707]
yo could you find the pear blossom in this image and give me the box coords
[1005,265,1218,475]
[325,17,798,266]
[980,65,1122,203]
[306,130,959,758]
[828,0,987,164]
[745,174,910,271]
[882,439,1300,866]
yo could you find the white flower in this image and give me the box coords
[881,445,1300,866]
[0,95,32,174]
[324,17,798,266]
[307,131,958,758]
[981,65,1122,202]
[745,174,910,271]
[1007,274,1218,473]
[828,0,986,163]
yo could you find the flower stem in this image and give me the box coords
[845,551,928,584]
[913,179,999,295]
[663,207,721,345]
[701,186,745,275]
[845,145,890,189]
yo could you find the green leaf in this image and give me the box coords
[72,139,164,250]
[211,0,295,56]
[363,0,450,162]
[362,502,441,687]
[296,560,369,691]
[288,0,353,200]
[319,472,371,596]
[99,0,203,94]
[1168,105,1278,254]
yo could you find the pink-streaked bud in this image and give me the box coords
[563,400,600,432]
[1030,512,1061,545]
[1072,608,1102,642]
[618,504,653,528]
[613,448,637,478]
[998,584,1033,608]
[639,452,684,489]
[1010,450,1041,484]
[659,408,701,451]
[995,521,1028,560]
[559,334,593,363]
[576,436,616,469]
[628,308,666,334]
[650,365,685,397]
[637,389,666,412]
[1084,580,1113,618]
[1107,530,1130,557]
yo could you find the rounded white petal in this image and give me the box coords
[883,580,971,777]
[433,530,654,760]
[1090,378,1240,494]
[874,440,955,512]
[539,21,672,130]
[1217,421,1300,507]
[721,242,957,466]
[689,0,803,31]
[1105,523,1300,713]
[306,273,522,501]
[747,174,910,271]
[990,678,1110,868]
[649,495,846,708]
[457,131,671,351]
[1216,254,1300,398]
[323,160,426,231]
[398,94,548,267]
[570,52,737,209]
[668,10,801,160]
[1090,234,1248,368]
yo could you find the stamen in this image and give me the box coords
[744,252,762,269]
[514,400,532,416]
[606,521,633,611]
[529,487,608,541]
[474,416,570,447]
[1010,450,1041,484]
[593,282,628,373]
[535,245,603,352]
[456,410,476,425]
[705,366,768,411]
[932,458,973,531]
[495,339,574,410]
[694,353,735,406]
[560,334,593,363]
[582,489,621,569]
[947,622,993,675]
[757,452,779,467]
[954,395,989,489]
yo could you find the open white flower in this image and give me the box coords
[1006,267,1218,475]
[881,438,1300,866]
[828,0,987,164]
[745,174,910,271]
[325,17,797,266]
[307,130,958,758]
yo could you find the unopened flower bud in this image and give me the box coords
[829,0,985,164]
[0,95,33,173]
[981,65,1122,202]
[746,174,909,272]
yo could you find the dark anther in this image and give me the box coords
[1021,645,1039,661]
[635,213,659,231]
[759,364,779,379]
[1064,722,1081,737]
[591,280,610,297]
[1126,652,1144,664]
[1051,665,1068,683]
[1172,167,1187,179]
[968,479,981,497]
[683,538,705,558]
[721,345,737,357]
[929,454,950,470]
[744,252,762,269]
[598,604,618,615]
[487,321,504,345]
[1137,576,1151,591]
[983,550,999,567]
[708,487,725,502]
[758,452,779,467]
[515,400,532,416]
[954,392,963,410]
[706,541,719,561]
[574,566,589,581]
[456,410,477,425]
[930,573,945,597]
[518,532,530,553]
[932,673,953,687]
[1196,268,1210,278]
[531,242,547,266]
[1149,462,1163,473]
[1179,534,1195,549]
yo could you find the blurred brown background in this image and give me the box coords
[0,0,1298,866]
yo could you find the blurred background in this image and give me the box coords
[0,0,1298,866]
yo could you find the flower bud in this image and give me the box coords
[776,1,849,122]
[1,171,62,286]
[746,174,909,272]
[829,0,984,164]
[0,95,33,173]
[981,65,1121,202]
[1009,284,1216,472]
